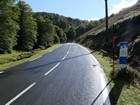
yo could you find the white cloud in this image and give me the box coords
[109,0,137,15]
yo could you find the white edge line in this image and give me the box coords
[30,55,42,61]
[79,44,110,103]
[79,45,100,65]
[49,50,52,53]
[45,62,60,76]
[100,73,110,102]
[5,82,36,105]
[52,45,61,51]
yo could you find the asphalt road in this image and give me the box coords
[0,43,111,105]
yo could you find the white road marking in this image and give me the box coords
[66,45,71,55]
[69,46,71,51]
[5,82,36,105]
[62,55,67,60]
[62,45,71,60]
[66,51,70,55]
[0,71,4,74]
[45,62,60,76]
[30,55,42,61]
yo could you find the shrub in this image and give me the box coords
[114,68,140,86]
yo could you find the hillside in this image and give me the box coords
[34,12,88,28]
[77,2,140,69]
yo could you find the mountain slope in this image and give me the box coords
[77,2,140,69]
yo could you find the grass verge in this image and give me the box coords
[0,44,60,71]
[91,51,140,105]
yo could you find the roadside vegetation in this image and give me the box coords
[0,0,104,55]
[77,2,140,69]
[77,3,140,104]
[0,0,103,71]
[92,51,140,105]
[1,0,140,104]
[0,44,60,71]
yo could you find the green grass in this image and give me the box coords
[78,4,140,44]
[91,51,140,105]
[91,51,112,78]
[117,85,140,105]
[0,44,60,71]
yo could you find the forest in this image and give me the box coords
[0,0,106,54]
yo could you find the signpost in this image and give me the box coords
[119,42,128,69]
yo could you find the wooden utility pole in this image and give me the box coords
[105,0,108,43]
[113,37,115,75]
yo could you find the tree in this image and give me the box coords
[86,20,100,31]
[36,16,55,48]
[67,27,76,42]
[0,0,19,53]
[55,26,67,43]
[16,1,37,51]
[54,34,60,44]
[76,25,86,36]
[38,32,54,48]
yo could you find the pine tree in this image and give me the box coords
[0,0,19,53]
[16,1,37,51]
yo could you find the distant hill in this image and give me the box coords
[33,12,103,41]
[77,2,140,69]
[34,12,89,30]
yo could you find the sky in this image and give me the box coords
[24,0,138,21]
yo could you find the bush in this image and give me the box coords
[115,68,140,85]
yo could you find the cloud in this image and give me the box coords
[109,0,137,15]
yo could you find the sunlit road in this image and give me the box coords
[0,43,110,105]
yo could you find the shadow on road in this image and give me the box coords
[91,78,125,105]
[0,51,94,78]
[0,50,126,105]
[91,80,112,105]
[24,51,94,71]
[108,79,125,105]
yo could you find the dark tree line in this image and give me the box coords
[0,0,19,53]
[0,0,103,53]
[34,12,106,42]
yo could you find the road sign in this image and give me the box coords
[119,42,128,69]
